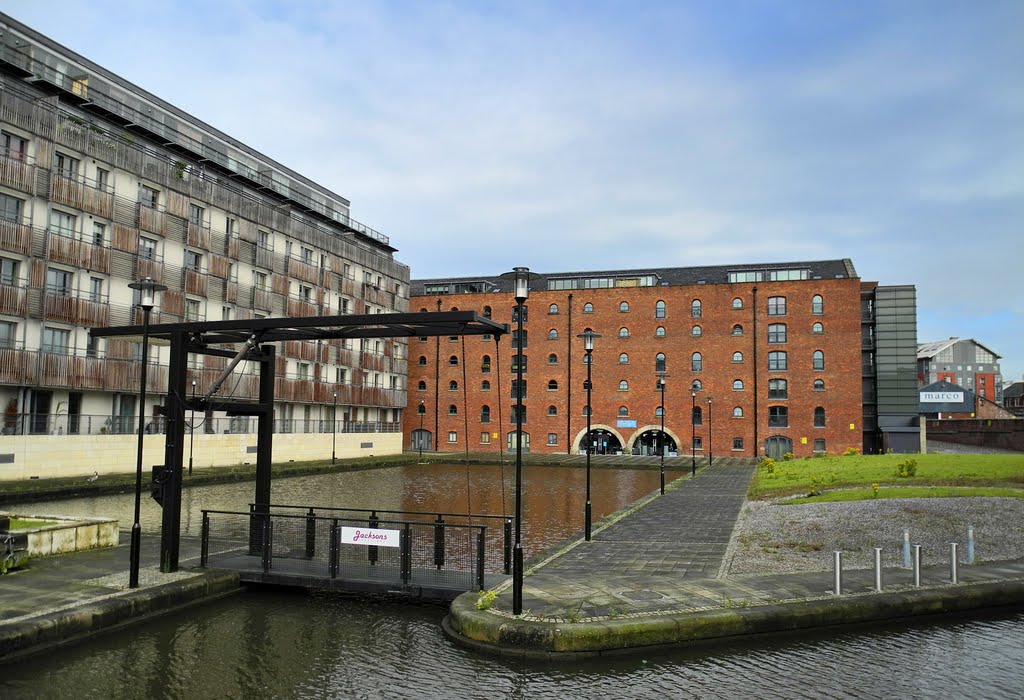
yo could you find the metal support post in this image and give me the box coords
[874,547,883,592]
[833,551,843,595]
[950,542,959,584]
[913,544,922,587]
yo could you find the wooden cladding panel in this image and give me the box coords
[112,224,139,254]
[271,274,289,296]
[0,220,32,256]
[187,222,211,251]
[208,254,231,279]
[162,289,185,317]
[0,156,36,194]
[138,205,167,236]
[165,190,190,218]
[0,285,27,316]
[287,298,318,318]
[184,269,208,297]
[135,256,165,284]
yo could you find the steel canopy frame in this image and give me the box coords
[91,311,507,573]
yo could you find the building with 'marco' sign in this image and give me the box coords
[404,259,920,459]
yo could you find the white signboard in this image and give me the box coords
[340,526,401,548]
[921,391,964,403]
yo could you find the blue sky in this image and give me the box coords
[7,1,1023,381]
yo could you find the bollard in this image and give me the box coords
[950,542,958,584]
[874,547,883,592]
[966,525,975,565]
[902,528,912,568]
[833,551,843,595]
[913,544,922,587]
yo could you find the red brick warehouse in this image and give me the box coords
[404,260,917,459]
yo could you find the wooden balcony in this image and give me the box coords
[50,173,113,219]
[254,245,273,270]
[0,284,26,316]
[339,275,357,296]
[0,349,166,393]
[287,297,319,318]
[135,255,165,284]
[225,233,240,258]
[46,231,111,274]
[276,376,314,403]
[0,219,32,256]
[252,287,273,312]
[284,340,317,362]
[0,154,35,194]
[138,204,167,236]
[187,221,211,251]
[43,292,110,327]
[287,257,320,285]
[209,254,231,279]
[112,224,139,254]
[224,279,238,304]
[362,353,386,372]
[184,269,208,297]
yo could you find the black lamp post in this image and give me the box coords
[127,277,166,589]
[707,396,713,468]
[418,398,425,461]
[331,391,337,464]
[500,265,538,616]
[188,378,196,476]
[691,388,697,477]
[577,329,601,540]
[657,372,669,494]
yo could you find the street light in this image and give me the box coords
[188,378,196,476]
[657,372,669,494]
[707,396,713,468]
[691,387,697,477]
[127,276,167,589]
[500,265,539,616]
[332,391,337,464]
[577,329,602,540]
[418,398,425,462]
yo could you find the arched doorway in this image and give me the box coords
[411,429,432,452]
[507,431,531,453]
[765,436,792,459]
[587,429,623,455]
[633,429,677,456]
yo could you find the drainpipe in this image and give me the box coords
[434,297,441,452]
[566,292,573,454]
[752,286,759,458]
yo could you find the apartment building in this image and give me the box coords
[0,14,409,439]
[917,337,1003,406]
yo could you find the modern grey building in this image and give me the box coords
[917,338,1003,406]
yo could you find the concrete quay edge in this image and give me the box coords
[0,569,241,663]
[443,577,1024,660]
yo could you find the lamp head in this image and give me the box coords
[128,277,168,311]
[576,329,603,352]
[499,267,540,304]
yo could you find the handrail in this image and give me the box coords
[255,503,512,522]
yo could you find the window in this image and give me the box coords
[692,406,702,425]
[547,303,559,315]
[655,300,666,319]
[46,268,72,296]
[299,285,313,302]
[769,378,788,399]
[619,301,630,313]
[481,406,491,423]
[814,379,825,391]
[768,406,788,427]
[512,329,527,348]
[185,299,202,322]
[482,355,492,373]
[656,326,666,337]
[448,431,458,444]
[511,379,526,399]
[139,185,159,209]
[548,329,558,340]
[768,323,787,344]
[619,353,629,364]
[691,352,702,372]
[813,350,825,371]
[583,302,594,313]
[732,324,743,336]
[0,257,19,285]
[0,321,16,348]
[184,250,202,272]
[548,353,558,365]
[418,356,427,366]
[768,351,788,371]
[547,405,557,416]
[512,354,527,372]
[619,380,629,391]
[511,305,528,323]
[482,305,492,318]
[768,296,787,316]
[814,407,826,428]
[732,379,744,391]
[812,322,824,334]
[42,327,70,354]
[618,406,629,417]
[49,210,76,236]
[691,299,702,318]
[732,298,743,310]
[693,437,702,450]
[510,405,526,424]
[481,432,491,444]
[449,355,459,366]
[655,353,666,373]
[548,380,558,390]
[2,131,28,161]
[92,222,106,246]
[733,437,744,451]
[189,203,205,226]
[481,380,491,391]
[691,380,703,391]
[732,351,743,363]
[692,325,702,337]
[449,380,458,391]
[89,277,104,302]
[618,327,630,338]
[547,433,558,446]
[417,380,426,390]
[814,438,826,453]
[655,406,664,417]
[448,405,458,416]
[732,406,743,418]
[53,151,79,178]
[812,295,824,315]
[0,193,22,223]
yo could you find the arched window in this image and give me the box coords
[813,379,825,391]
[619,380,629,391]
[449,380,458,391]
[732,297,743,310]
[692,325,702,336]
[548,353,558,364]
[417,380,427,390]
[548,405,558,416]
[655,353,666,372]
[548,380,558,390]
[732,379,744,391]
[417,403,426,415]
[419,308,428,313]
[768,323,787,344]
[618,406,629,417]
[692,380,703,392]
[812,295,824,315]
[481,380,491,391]
[812,322,824,334]
[448,404,458,416]
[481,405,491,423]
[814,406,826,427]
[691,299,702,318]
[769,378,788,399]
[619,352,629,364]
[548,329,558,340]
[692,406,703,425]
[768,351,787,371]
[732,351,743,363]
[619,301,630,313]
[732,324,743,336]
[691,352,702,372]
[732,406,743,418]
[418,356,427,366]
[449,355,459,366]
[656,326,666,337]
[481,355,491,373]
[618,327,630,338]
[813,350,825,371]
[583,302,594,313]
[655,300,666,319]
[655,406,664,417]
[548,303,559,314]
[482,305,492,318]
[512,354,527,372]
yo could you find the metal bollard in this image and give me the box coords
[950,542,958,584]
[874,547,883,592]
[902,528,911,568]
[966,525,975,565]
[913,544,922,587]
[833,551,843,595]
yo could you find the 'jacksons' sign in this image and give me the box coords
[340,526,401,548]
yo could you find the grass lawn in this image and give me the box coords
[750,452,1024,501]
[4,517,61,529]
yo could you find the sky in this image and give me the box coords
[6,1,1023,381]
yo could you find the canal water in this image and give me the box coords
[3,464,1023,699]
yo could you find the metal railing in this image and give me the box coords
[0,413,402,437]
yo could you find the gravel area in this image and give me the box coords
[723,496,1024,575]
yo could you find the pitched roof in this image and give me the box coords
[917,337,1002,361]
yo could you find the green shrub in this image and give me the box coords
[759,457,777,474]
[475,589,498,610]
[842,447,860,457]
[782,452,794,461]
[895,459,918,478]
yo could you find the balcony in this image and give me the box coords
[286,256,320,286]
[0,219,31,256]
[46,229,111,274]
[287,295,319,318]
[254,244,274,271]
[252,287,273,312]
[50,172,113,219]
[183,268,208,297]
[134,253,165,285]
[137,203,167,236]
[186,221,211,251]
[0,282,27,316]
[0,152,36,194]
[43,288,109,327]
[0,346,167,394]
